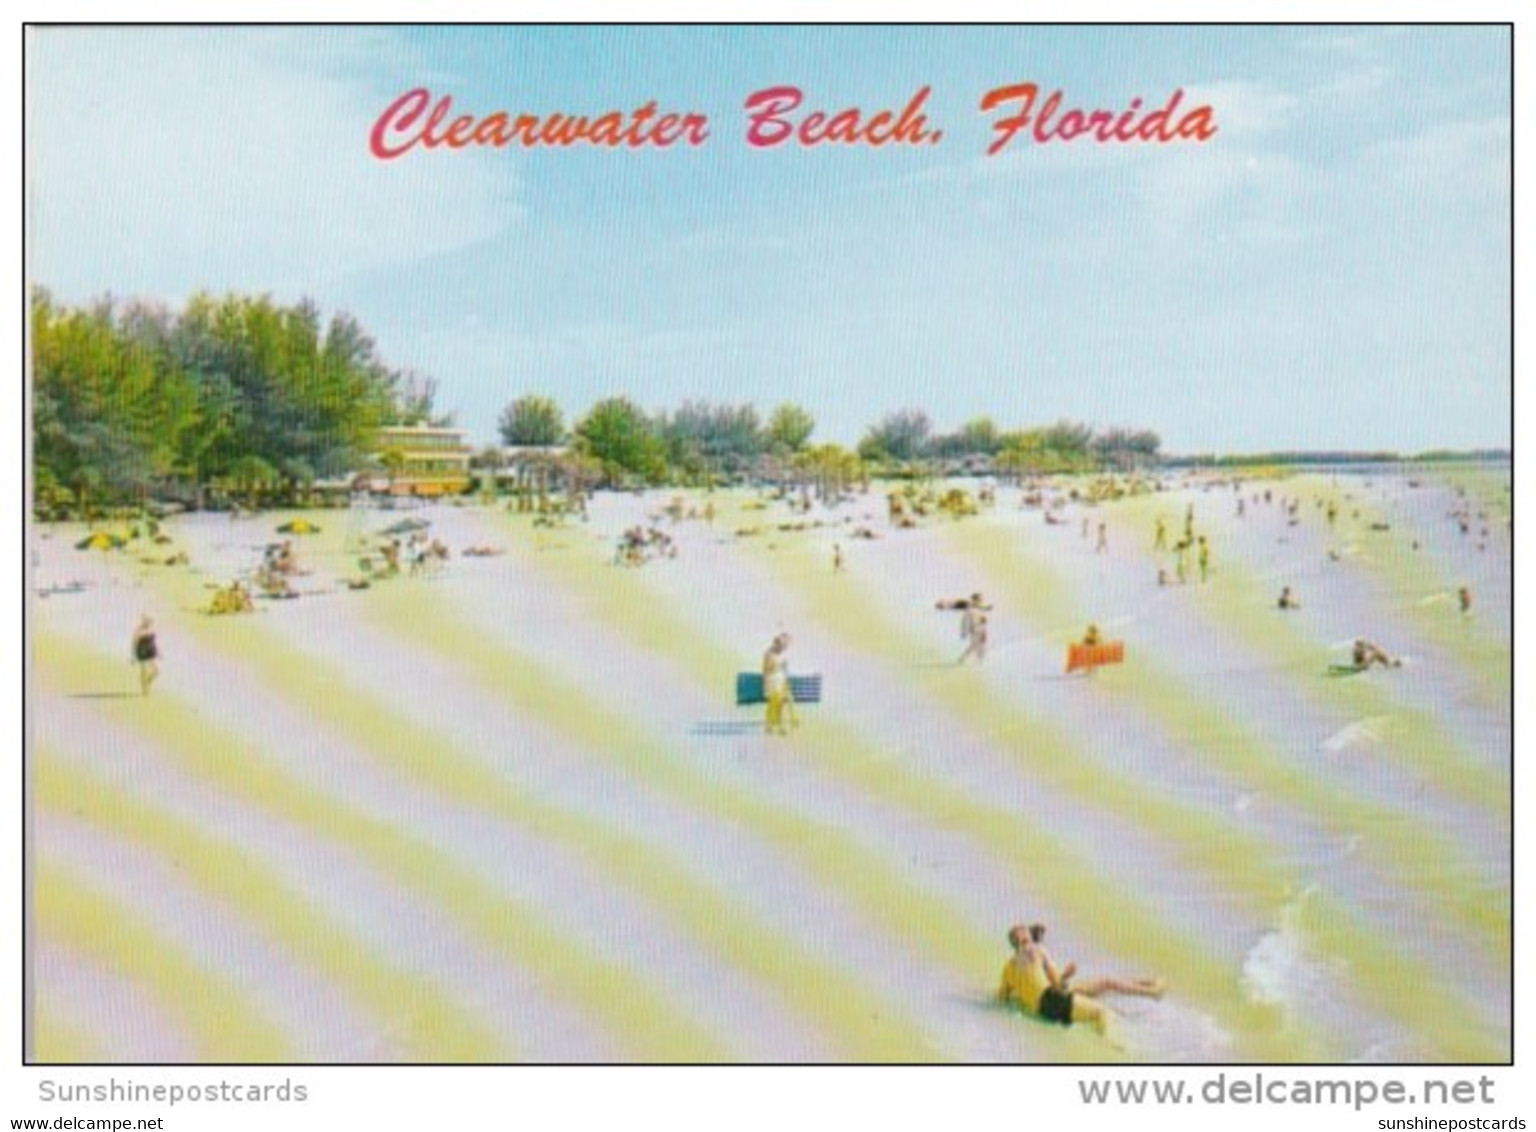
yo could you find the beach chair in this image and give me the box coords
[1066,641,1125,674]
[736,673,824,705]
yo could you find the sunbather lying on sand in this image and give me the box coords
[1352,639,1401,670]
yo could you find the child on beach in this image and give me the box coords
[131,615,159,696]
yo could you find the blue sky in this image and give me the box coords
[27,26,1510,453]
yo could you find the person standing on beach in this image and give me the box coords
[833,543,845,574]
[1198,537,1211,583]
[1095,523,1108,554]
[131,615,160,697]
[959,606,990,665]
[939,594,992,665]
[1153,517,1167,551]
[1459,586,1473,616]
[763,633,796,736]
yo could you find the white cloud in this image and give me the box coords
[1181,81,1298,138]
[1366,117,1511,203]
[26,28,521,302]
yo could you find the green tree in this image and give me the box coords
[31,289,417,510]
[499,395,566,447]
[858,408,932,463]
[766,403,816,453]
[657,401,763,480]
[573,397,667,485]
[378,447,407,490]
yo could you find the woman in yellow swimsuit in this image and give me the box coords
[763,633,796,736]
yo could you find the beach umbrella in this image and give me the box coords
[277,519,321,535]
[74,532,123,551]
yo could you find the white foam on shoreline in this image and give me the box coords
[1240,890,1345,1058]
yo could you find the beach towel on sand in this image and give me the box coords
[737,673,823,705]
[1066,641,1124,674]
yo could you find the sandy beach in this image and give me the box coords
[28,466,1511,1063]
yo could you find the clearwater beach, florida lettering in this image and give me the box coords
[368,83,1218,159]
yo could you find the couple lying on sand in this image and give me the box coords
[998,922,1164,1038]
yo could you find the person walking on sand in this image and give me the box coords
[763,633,797,736]
[131,615,160,697]
[1458,586,1473,616]
[997,923,1164,1038]
[959,605,990,665]
[1153,517,1168,551]
[938,593,991,662]
[833,543,845,574]
[1197,537,1211,583]
[1095,522,1108,554]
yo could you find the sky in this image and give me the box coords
[26,25,1512,454]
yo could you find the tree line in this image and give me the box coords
[30,288,1165,511]
[503,396,1161,487]
[32,289,443,512]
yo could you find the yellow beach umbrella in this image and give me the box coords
[74,531,122,551]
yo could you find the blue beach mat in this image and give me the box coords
[736,673,823,705]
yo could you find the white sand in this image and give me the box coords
[29,467,1511,1063]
